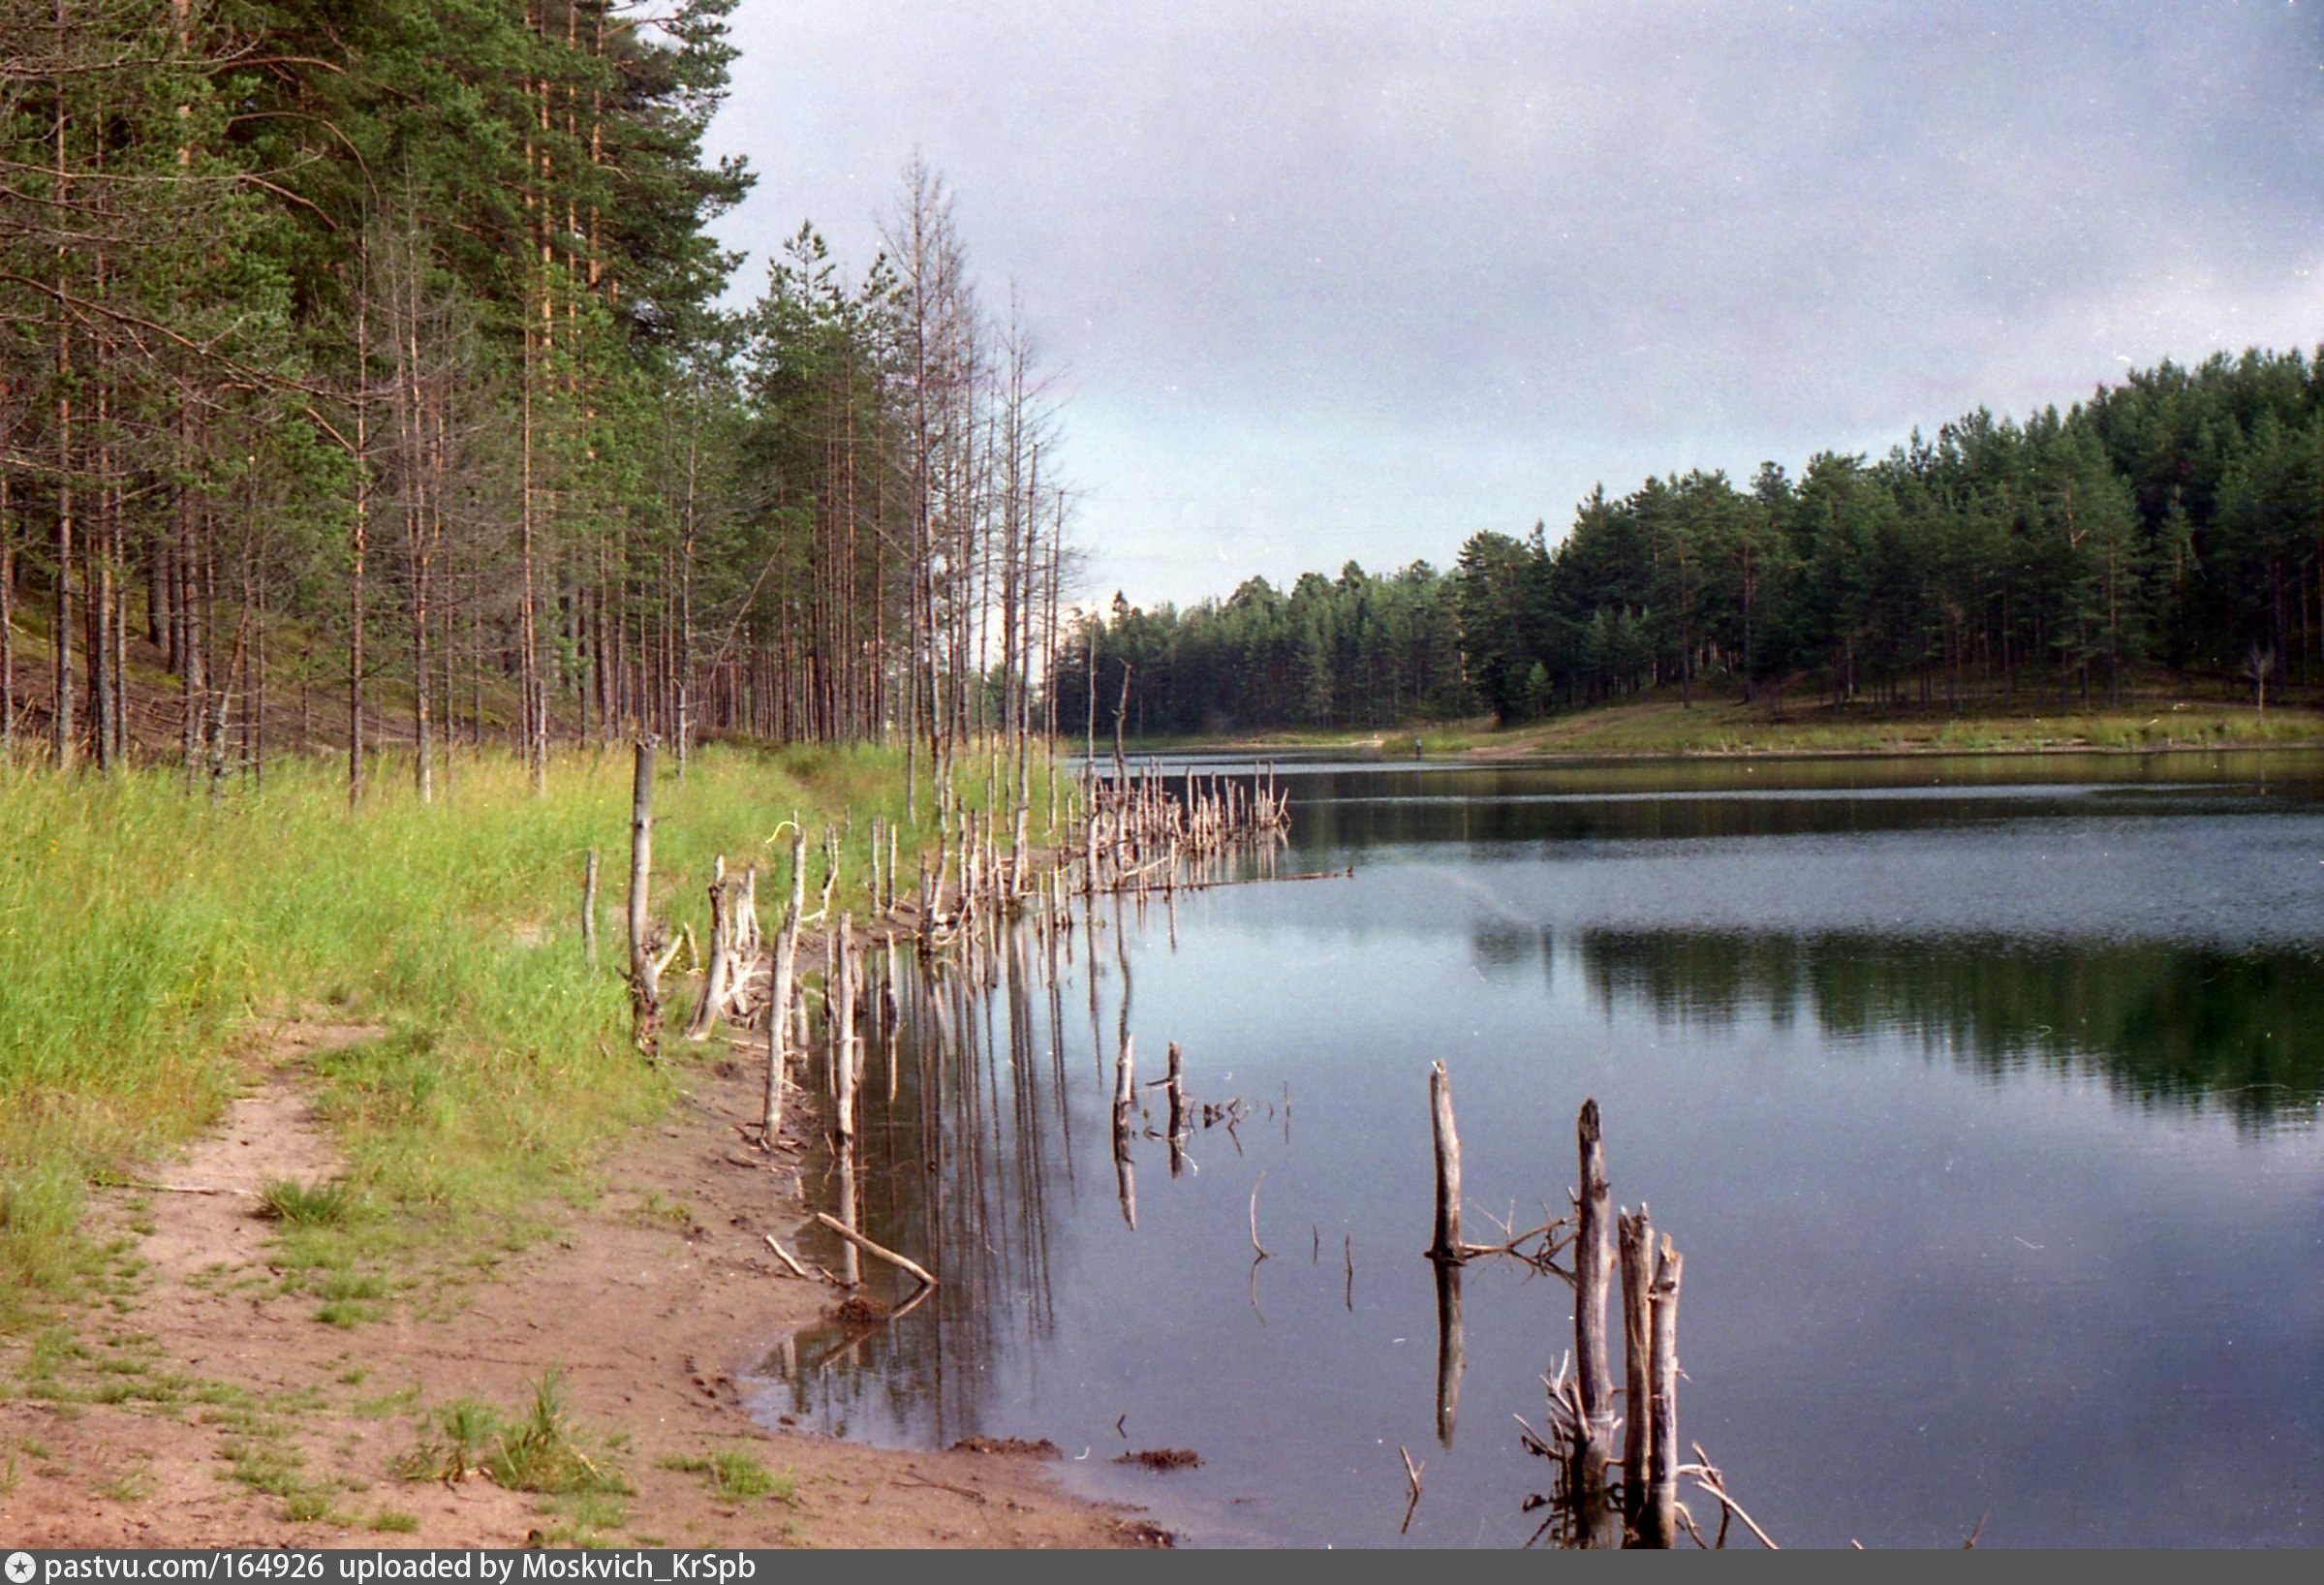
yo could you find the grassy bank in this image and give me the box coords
[0,741,925,1324]
[1121,691,2324,761]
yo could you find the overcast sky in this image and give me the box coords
[702,0,2324,612]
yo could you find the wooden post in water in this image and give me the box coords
[833,915,856,1143]
[626,736,660,1059]
[581,849,599,974]
[822,920,840,1078]
[883,939,902,1103]
[762,897,799,1139]
[1429,1062,1462,1262]
[1112,1033,1136,1144]
[1645,1238,1685,1548]
[1619,1204,1657,1524]
[1574,1100,1615,1462]
[834,1145,861,1288]
[792,955,811,1061]
[1114,1032,1139,1229]
[1165,1040,1188,1178]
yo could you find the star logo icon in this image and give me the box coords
[5,1552,36,1585]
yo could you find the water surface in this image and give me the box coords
[746,750,2324,1547]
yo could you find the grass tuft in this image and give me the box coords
[487,1369,625,1495]
[535,1489,631,1547]
[660,1447,790,1503]
[394,1370,625,1498]
[255,1179,352,1228]
[95,1462,156,1503]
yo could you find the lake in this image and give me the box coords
[745,749,2324,1548]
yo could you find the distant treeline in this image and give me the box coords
[1056,347,2324,733]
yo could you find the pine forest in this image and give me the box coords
[1,0,1068,805]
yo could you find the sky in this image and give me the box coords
[700,0,2324,614]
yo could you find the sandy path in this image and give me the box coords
[0,1023,1163,1550]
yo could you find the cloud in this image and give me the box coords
[708,1,2324,608]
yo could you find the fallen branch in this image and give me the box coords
[893,1475,984,1505]
[1454,1217,1575,1273]
[1249,1171,1271,1260]
[761,1235,811,1280]
[1399,1445,1424,1534]
[814,1210,938,1290]
[1681,1445,1779,1550]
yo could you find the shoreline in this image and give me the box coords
[1103,735,2324,766]
[0,997,1165,1550]
[1458,735,2324,762]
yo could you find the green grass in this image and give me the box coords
[1132,689,2324,761]
[283,1490,333,1523]
[486,1370,627,1495]
[393,1370,627,1500]
[351,1383,421,1418]
[255,1179,353,1228]
[219,1436,310,1498]
[659,1446,791,1503]
[1481,691,2324,759]
[94,1461,155,1503]
[395,1395,503,1483]
[0,740,965,1325]
[12,1314,254,1417]
[216,1425,356,1524]
[534,1490,631,1547]
[314,1298,386,1330]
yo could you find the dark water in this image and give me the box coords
[744,750,2324,1547]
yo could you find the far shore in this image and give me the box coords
[1091,691,2324,764]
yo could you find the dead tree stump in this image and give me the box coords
[1574,1100,1615,1462]
[1430,1062,1462,1262]
[626,737,660,1060]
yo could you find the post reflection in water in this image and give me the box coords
[756,821,1283,1454]
[764,909,1077,1446]
[1433,1258,1462,1450]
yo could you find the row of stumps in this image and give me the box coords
[1428,1067,1772,1549]
[1076,761,1294,900]
[603,735,1305,1320]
